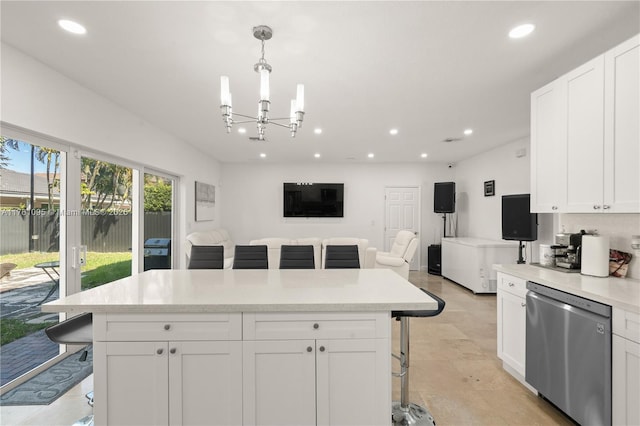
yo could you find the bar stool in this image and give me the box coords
[45,312,94,426]
[391,288,446,426]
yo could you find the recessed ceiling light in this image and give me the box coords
[314,128,322,135]
[314,153,321,158]
[259,153,266,158]
[238,127,247,134]
[509,23,535,39]
[389,129,399,135]
[464,129,473,135]
[368,153,375,159]
[58,19,87,35]
[421,153,428,158]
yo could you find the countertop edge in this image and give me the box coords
[494,264,640,314]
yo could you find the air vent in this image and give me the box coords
[442,137,462,143]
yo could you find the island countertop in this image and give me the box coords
[41,268,437,314]
[494,263,640,313]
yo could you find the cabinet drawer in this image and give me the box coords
[94,313,242,341]
[613,308,640,343]
[243,312,389,340]
[497,273,528,298]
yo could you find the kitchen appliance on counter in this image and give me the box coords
[526,281,611,425]
[554,231,588,270]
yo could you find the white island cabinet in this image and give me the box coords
[612,308,640,426]
[42,269,436,426]
[496,273,528,384]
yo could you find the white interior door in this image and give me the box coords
[384,187,420,270]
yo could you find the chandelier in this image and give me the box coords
[220,25,305,141]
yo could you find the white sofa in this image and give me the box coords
[249,237,322,269]
[374,230,418,280]
[185,229,234,269]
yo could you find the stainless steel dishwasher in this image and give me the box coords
[525,281,611,426]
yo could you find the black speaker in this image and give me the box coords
[428,244,441,275]
[434,182,455,213]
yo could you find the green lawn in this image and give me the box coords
[0,319,56,346]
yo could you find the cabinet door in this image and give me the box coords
[565,56,606,212]
[604,35,640,213]
[168,341,242,426]
[531,80,567,212]
[612,335,640,426]
[316,339,390,426]
[243,340,316,426]
[497,290,526,376]
[94,341,169,426]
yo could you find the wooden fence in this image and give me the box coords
[0,211,171,255]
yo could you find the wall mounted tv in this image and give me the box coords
[501,193,538,242]
[283,183,344,218]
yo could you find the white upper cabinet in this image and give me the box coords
[604,36,640,212]
[531,34,640,213]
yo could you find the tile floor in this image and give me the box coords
[0,272,573,425]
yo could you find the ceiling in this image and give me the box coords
[1,1,639,164]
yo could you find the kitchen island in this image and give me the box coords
[42,268,437,426]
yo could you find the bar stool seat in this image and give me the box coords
[391,289,446,426]
[45,313,94,426]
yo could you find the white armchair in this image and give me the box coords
[374,230,418,280]
[321,238,376,269]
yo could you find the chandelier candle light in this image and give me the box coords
[220,25,304,141]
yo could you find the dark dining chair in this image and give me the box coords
[324,245,360,269]
[279,245,315,269]
[188,245,224,269]
[233,245,268,269]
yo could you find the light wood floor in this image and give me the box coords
[1,272,573,425]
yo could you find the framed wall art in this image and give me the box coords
[484,180,495,197]
[195,181,215,221]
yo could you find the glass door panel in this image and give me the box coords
[80,155,132,291]
[0,136,62,386]
[143,172,174,271]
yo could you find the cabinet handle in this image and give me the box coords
[313,323,319,329]
[164,324,171,331]
[552,206,558,210]
[307,346,313,352]
[319,346,325,352]
[593,205,601,210]
[508,282,515,287]
[603,205,611,210]
[521,302,526,307]
[170,348,177,354]
[157,348,164,355]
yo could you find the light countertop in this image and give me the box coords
[494,264,640,313]
[41,269,437,314]
[443,237,518,248]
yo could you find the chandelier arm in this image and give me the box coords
[231,119,259,124]
[232,113,258,120]
[269,121,294,129]
[268,117,295,121]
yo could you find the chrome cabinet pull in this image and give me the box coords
[521,302,526,307]
[603,205,611,210]
[170,348,177,354]
[307,346,313,352]
[164,324,171,331]
[552,206,558,210]
[157,348,164,355]
[319,346,325,352]
[313,323,319,329]
[593,205,601,210]
[508,282,515,287]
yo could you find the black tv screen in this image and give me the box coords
[502,194,538,241]
[283,183,344,217]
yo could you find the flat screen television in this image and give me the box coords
[501,194,538,242]
[283,183,344,217]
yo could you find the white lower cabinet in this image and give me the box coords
[242,312,391,426]
[612,308,640,425]
[496,272,533,391]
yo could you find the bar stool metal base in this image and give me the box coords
[72,414,94,426]
[392,401,435,426]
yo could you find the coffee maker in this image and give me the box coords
[554,231,587,269]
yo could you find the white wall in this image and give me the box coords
[220,162,454,269]
[1,43,222,265]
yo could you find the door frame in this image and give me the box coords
[383,186,421,271]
